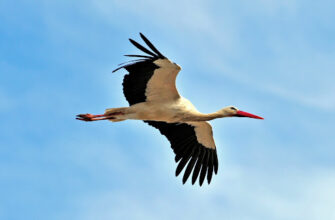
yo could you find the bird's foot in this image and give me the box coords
[76,113,95,121]
[76,113,115,121]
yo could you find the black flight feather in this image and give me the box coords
[124,54,153,59]
[213,151,219,174]
[139,33,165,59]
[192,148,206,185]
[183,147,200,184]
[174,141,195,162]
[117,58,148,66]
[129,38,158,57]
[176,147,194,177]
[207,151,214,184]
[199,151,210,186]
[112,59,149,72]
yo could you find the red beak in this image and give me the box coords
[236,110,264,119]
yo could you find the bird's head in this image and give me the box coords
[219,106,264,119]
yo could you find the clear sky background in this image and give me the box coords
[1,0,335,219]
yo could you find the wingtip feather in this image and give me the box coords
[139,33,165,58]
[129,38,157,57]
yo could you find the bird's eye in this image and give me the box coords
[230,107,237,110]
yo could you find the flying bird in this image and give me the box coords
[76,33,263,186]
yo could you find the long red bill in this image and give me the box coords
[236,110,264,119]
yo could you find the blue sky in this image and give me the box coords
[1,0,335,219]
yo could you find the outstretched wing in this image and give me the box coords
[113,33,181,105]
[145,121,219,186]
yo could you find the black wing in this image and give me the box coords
[113,33,166,105]
[122,60,159,105]
[145,121,219,186]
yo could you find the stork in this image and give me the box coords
[76,33,263,186]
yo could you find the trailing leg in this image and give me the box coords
[76,107,128,122]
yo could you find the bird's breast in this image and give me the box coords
[128,98,200,123]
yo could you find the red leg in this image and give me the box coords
[76,113,114,121]
[76,112,124,122]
